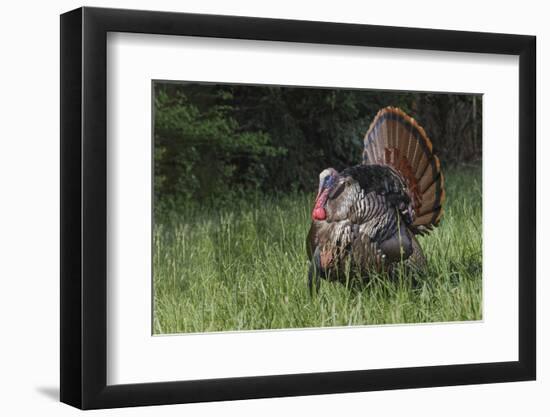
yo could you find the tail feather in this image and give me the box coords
[362,107,445,234]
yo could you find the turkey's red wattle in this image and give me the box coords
[312,207,326,220]
[312,189,329,220]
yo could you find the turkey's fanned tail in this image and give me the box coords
[362,106,445,234]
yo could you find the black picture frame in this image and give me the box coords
[60,6,536,410]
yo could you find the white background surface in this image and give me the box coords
[0,0,546,415]
[107,33,519,384]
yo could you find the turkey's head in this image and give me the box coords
[312,168,338,221]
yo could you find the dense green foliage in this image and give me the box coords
[153,166,482,334]
[154,83,482,209]
[154,88,286,207]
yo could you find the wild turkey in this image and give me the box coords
[306,107,445,292]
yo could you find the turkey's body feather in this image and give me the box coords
[308,165,420,282]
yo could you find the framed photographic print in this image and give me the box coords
[60,6,536,409]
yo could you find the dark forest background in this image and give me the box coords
[154,82,482,208]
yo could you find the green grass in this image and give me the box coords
[153,165,482,334]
